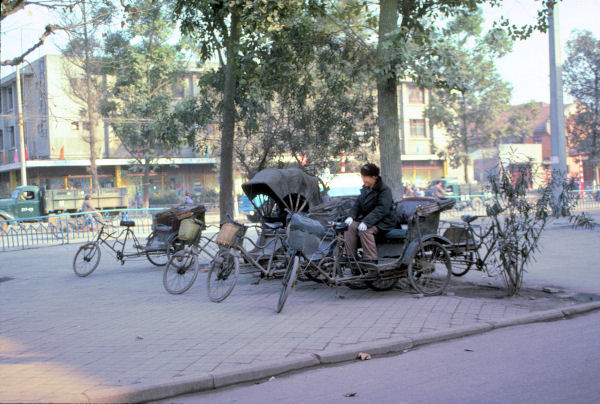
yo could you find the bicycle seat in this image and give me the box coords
[461,215,478,224]
[120,220,136,227]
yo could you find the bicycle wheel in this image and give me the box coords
[73,242,101,277]
[207,249,240,302]
[145,233,169,267]
[451,251,474,277]
[408,240,451,296]
[163,250,199,295]
[168,237,188,268]
[276,255,299,313]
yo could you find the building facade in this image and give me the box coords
[397,81,469,186]
[0,55,218,202]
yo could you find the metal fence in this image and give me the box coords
[440,189,600,218]
[0,209,158,252]
[2,191,599,252]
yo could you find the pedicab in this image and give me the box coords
[277,197,456,313]
[73,204,206,277]
[207,168,323,302]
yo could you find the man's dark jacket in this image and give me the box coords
[349,177,396,232]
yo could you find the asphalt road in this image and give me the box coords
[153,310,600,404]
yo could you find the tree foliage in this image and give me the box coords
[60,0,114,191]
[563,30,600,183]
[424,10,512,183]
[172,0,308,218]
[166,4,376,181]
[101,0,185,206]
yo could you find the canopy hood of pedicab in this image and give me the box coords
[241,168,322,210]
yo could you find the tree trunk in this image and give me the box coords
[461,94,470,184]
[376,0,403,200]
[82,0,99,191]
[219,10,240,221]
[143,162,151,209]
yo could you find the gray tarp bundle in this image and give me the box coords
[241,168,322,213]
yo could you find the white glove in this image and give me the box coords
[344,217,353,225]
[358,222,367,231]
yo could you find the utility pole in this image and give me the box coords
[15,64,28,186]
[548,3,567,174]
[548,2,568,214]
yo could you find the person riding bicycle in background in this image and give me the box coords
[433,180,447,199]
[81,195,100,231]
[343,163,396,264]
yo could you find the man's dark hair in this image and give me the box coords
[360,163,380,177]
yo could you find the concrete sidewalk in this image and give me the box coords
[1,217,600,403]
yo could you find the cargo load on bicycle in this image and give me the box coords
[148,204,207,254]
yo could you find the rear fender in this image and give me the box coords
[400,234,452,265]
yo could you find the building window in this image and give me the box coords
[2,86,14,111]
[71,122,80,130]
[410,119,427,138]
[9,126,16,148]
[407,83,424,104]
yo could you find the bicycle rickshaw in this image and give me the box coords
[277,197,456,313]
[207,168,323,302]
[72,204,206,277]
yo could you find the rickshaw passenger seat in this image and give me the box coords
[264,222,283,229]
[395,197,437,225]
[384,228,407,240]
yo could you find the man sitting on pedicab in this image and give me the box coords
[343,163,397,264]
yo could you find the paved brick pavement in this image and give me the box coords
[1,215,600,403]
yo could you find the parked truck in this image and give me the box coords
[425,178,489,210]
[0,185,129,223]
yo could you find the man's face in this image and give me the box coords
[362,175,376,188]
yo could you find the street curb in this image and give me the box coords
[89,374,214,404]
[486,309,565,329]
[315,338,413,364]
[85,302,600,403]
[561,301,600,317]
[410,322,494,347]
[212,354,320,389]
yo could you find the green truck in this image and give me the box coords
[425,178,489,210]
[0,185,129,223]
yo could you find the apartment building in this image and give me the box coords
[397,81,468,186]
[0,55,217,200]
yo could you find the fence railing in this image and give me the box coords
[440,189,600,218]
[0,209,159,252]
[2,191,599,251]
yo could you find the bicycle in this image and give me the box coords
[72,216,172,277]
[441,214,500,277]
[207,215,288,303]
[162,219,219,295]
